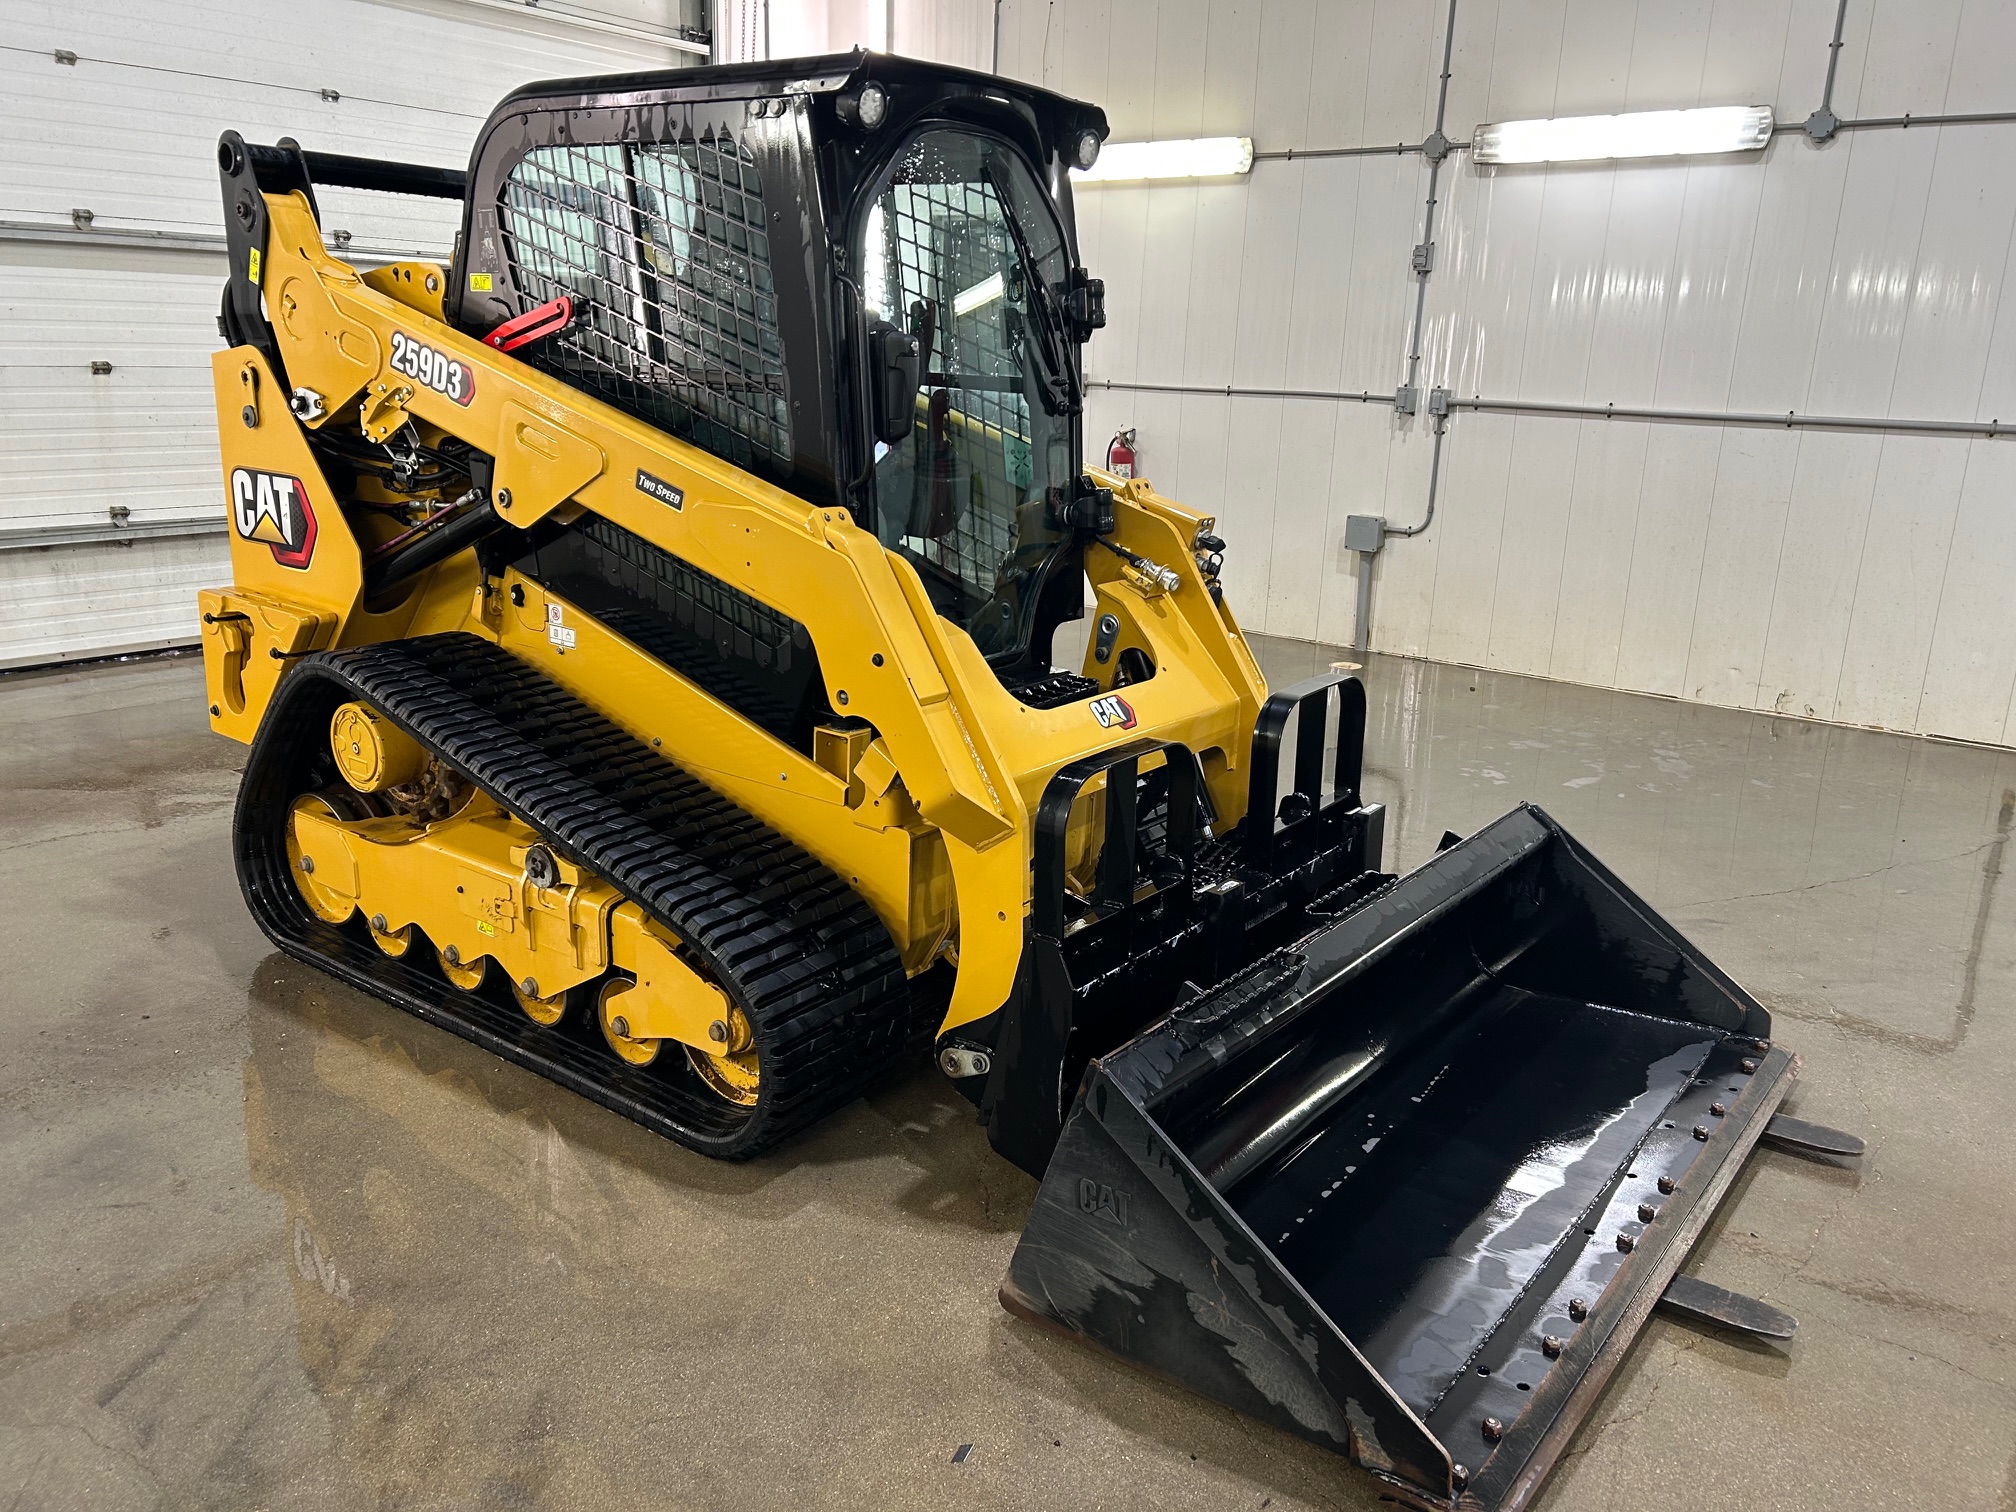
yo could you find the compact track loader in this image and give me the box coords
[201,52,1860,1509]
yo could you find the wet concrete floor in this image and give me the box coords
[1,640,2011,1511]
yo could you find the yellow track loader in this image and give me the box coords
[201,52,1861,1509]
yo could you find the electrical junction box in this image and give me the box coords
[1344,514,1385,554]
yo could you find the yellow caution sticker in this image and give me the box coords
[468,271,493,292]
[476,919,496,936]
[247,247,262,284]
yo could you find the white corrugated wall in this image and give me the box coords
[0,0,701,669]
[1002,0,2016,747]
[720,0,991,67]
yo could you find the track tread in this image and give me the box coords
[232,631,913,1159]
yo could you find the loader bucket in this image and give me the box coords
[1002,803,1795,1510]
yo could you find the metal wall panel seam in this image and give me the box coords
[0,519,226,552]
[0,219,440,264]
[0,41,488,120]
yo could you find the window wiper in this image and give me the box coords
[1012,303,1077,417]
[988,169,1079,416]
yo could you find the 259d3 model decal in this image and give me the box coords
[389,331,475,405]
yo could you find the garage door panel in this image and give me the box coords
[1,433,216,486]
[17,0,675,109]
[5,2,694,249]
[1,0,698,667]
[1,257,225,366]
[1,255,225,533]
[0,534,229,670]
[0,373,216,416]
[2,73,471,253]
[0,455,218,529]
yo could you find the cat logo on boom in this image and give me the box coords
[229,467,317,568]
[1088,693,1136,730]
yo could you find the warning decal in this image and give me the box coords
[546,602,577,651]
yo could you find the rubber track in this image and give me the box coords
[233,631,913,1158]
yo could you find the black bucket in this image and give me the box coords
[1002,804,1796,1510]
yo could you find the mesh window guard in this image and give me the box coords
[501,133,790,474]
[863,130,1074,662]
[874,177,1022,596]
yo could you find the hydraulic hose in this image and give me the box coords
[364,499,501,598]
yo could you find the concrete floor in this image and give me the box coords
[1,638,2012,1512]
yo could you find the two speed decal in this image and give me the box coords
[389,331,475,405]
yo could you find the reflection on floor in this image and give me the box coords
[0,643,2010,1512]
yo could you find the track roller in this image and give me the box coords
[368,913,416,957]
[596,977,660,1067]
[438,943,487,992]
[512,978,578,1028]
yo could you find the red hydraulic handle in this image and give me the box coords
[484,295,574,353]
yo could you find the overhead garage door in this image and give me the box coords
[0,0,705,669]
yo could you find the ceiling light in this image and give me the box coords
[1072,136,1253,185]
[1471,105,1774,165]
[953,270,1004,317]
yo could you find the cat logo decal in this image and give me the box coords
[230,467,317,568]
[1089,693,1137,731]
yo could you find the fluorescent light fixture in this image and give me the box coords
[953,270,1004,316]
[1471,105,1774,165]
[1072,136,1254,185]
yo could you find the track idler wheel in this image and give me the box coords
[595,972,761,1105]
[286,793,358,924]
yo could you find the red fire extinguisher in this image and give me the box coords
[1106,427,1137,480]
